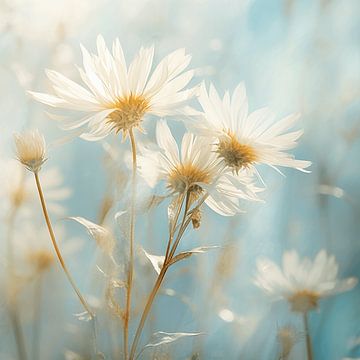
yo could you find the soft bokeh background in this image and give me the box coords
[0,0,359,359]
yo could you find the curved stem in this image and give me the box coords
[124,128,137,360]
[34,172,94,319]
[303,312,313,360]
[129,192,191,360]
[34,172,99,356]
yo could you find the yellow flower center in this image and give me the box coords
[217,132,257,173]
[168,163,212,199]
[288,290,319,313]
[107,94,150,135]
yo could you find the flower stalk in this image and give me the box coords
[129,191,207,360]
[6,207,28,360]
[34,171,94,319]
[303,312,313,360]
[34,171,100,357]
[32,275,43,360]
[123,128,137,359]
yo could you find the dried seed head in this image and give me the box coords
[191,208,202,229]
[14,129,47,173]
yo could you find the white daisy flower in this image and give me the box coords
[29,35,196,141]
[254,250,357,313]
[138,120,261,216]
[188,82,311,176]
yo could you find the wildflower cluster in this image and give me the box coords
[6,35,356,360]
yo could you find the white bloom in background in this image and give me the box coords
[14,222,82,275]
[0,159,70,216]
[14,129,47,173]
[30,35,196,141]
[188,83,311,177]
[254,250,357,313]
[138,120,261,216]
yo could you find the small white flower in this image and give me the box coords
[138,120,261,216]
[30,35,196,141]
[14,129,47,173]
[188,82,311,177]
[254,250,357,313]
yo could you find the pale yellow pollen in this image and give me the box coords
[27,249,54,272]
[288,290,319,313]
[168,163,212,200]
[106,94,150,135]
[217,132,257,173]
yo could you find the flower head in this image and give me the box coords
[254,250,357,313]
[138,120,261,216]
[30,35,196,141]
[14,129,47,173]
[188,83,311,176]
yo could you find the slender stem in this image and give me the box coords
[130,266,168,360]
[34,172,95,319]
[32,275,43,360]
[129,192,191,360]
[9,308,27,360]
[303,312,313,360]
[124,128,137,360]
[7,208,16,277]
[6,208,28,360]
[164,193,186,263]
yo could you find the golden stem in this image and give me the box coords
[6,207,28,360]
[164,193,186,263]
[303,312,313,360]
[124,128,137,360]
[129,192,191,360]
[34,172,95,319]
[129,265,168,360]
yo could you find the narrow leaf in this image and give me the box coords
[169,246,220,267]
[143,331,204,349]
[68,216,115,255]
[142,248,165,275]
